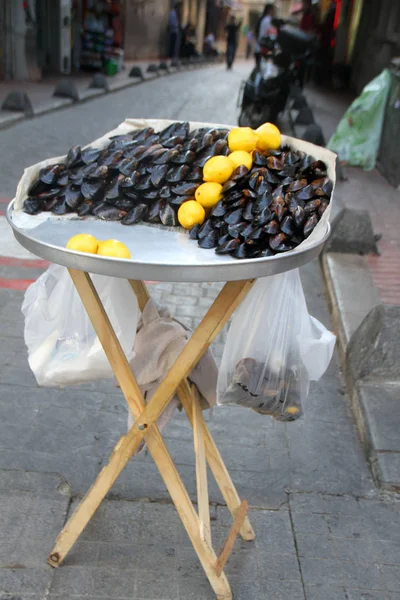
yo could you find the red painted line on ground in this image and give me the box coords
[0,278,34,290]
[0,198,11,204]
[0,256,49,269]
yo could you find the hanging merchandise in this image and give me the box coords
[327,69,391,171]
[80,0,122,73]
[217,270,336,421]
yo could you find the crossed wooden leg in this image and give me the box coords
[47,271,255,599]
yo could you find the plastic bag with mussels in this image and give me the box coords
[217,270,336,421]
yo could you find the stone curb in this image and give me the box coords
[321,251,400,491]
[0,60,218,131]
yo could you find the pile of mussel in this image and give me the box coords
[22,121,333,259]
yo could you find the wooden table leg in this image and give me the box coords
[48,271,255,599]
[130,280,255,542]
[193,384,212,547]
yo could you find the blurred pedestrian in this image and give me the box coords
[246,30,254,59]
[318,0,336,85]
[225,15,241,70]
[300,0,317,33]
[168,3,180,60]
[204,32,218,57]
[254,3,275,67]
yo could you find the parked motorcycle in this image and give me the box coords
[238,25,315,129]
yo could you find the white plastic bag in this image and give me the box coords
[22,264,139,387]
[217,270,336,421]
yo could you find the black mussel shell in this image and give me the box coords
[148,200,162,223]
[243,201,254,221]
[222,180,237,193]
[92,204,126,221]
[223,189,242,204]
[51,199,69,215]
[166,165,190,183]
[115,198,134,211]
[215,238,240,254]
[293,205,305,228]
[153,147,180,165]
[253,151,268,166]
[189,224,201,239]
[119,158,138,177]
[160,186,173,200]
[150,164,169,188]
[160,202,177,226]
[198,219,214,239]
[172,182,198,196]
[318,200,329,217]
[105,177,120,201]
[263,220,280,235]
[304,199,321,215]
[101,150,124,169]
[77,200,93,216]
[122,203,149,225]
[225,208,243,225]
[253,206,273,226]
[172,150,196,165]
[40,164,65,186]
[119,175,137,189]
[159,121,189,143]
[198,230,218,249]
[211,201,226,217]
[185,166,203,182]
[288,178,307,193]
[192,150,214,168]
[295,183,314,201]
[163,135,185,148]
[140,143,164,162]
[141,189,159,201]
[81,147,102,165]
[135,126,155,143]
[242,188,257,199]
[57,171,69,187]
[135,174,152,191]
[274,242,295,253]
[28,179,48,196]
[66,145,82,168]
[253,191,273,214]
[42,196,61,211]
[65,185,83,210]
[81,179,104,200]
[228,222,247,238]
[87,165,109,180]
[269,233,287,250]
[211,139,229,156]
[304,213,318,237]
[36,188,61,201]
[183,138,199,152]
[280,216,296,236]
[267,155,284,170]
[265,169,281,185]
[231,242,248,259]
[231,165,249,181]
[23,197,41,215]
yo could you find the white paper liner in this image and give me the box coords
[12,119,337,254]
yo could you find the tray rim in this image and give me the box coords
[7,200,331,282]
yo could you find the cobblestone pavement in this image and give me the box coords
[0,63,400,600]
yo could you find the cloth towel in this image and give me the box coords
[128,298,218,442]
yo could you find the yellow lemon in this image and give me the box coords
[286,406,300,415]
[178,200,206,229]
[228,127,258,153]
[66,233,98,254]
[195,182,223,208]
[97,239,131,259]
[228,150,253,171]
[256,122,281,151]
[203,155,234,184]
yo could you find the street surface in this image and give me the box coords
[0,62,400,600]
